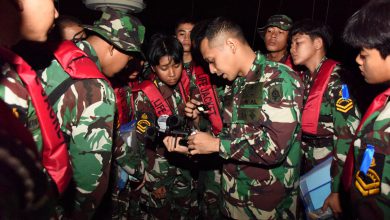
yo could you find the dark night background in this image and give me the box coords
[54,0,381,112]
[57,0,369,59]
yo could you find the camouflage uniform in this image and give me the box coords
[111,81,146,220]
[0,99,54,219]
[184,61,223,220]
[38,39,115,219]
[0,57,43,151]
[301,57,360,193]
[38,8,145,218]
[349,93,390,219]
[218,52,303,219]
[84,9,147,220]
[134,76,197,220]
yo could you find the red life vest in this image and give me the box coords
[283,54,294,70]
[0,46,72,194]
[53,41,110,83]
[301,59,339,135]
[132,69,189,117]
[192,65,223,135]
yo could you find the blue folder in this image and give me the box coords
[300,157,333,215]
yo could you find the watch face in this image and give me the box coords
[197,104,209,112]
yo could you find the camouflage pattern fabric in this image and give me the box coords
[38,40,115,219]
[257,14,293,37]
[349,99,390,219]
[111,82,148,220]
[0,59,43,151]
[217,52,303,219]
[113,83,145,179]
[184,61,223,219]
[83,8,147,219]
[133,76,198,219]
[83,7,145,53]
[0,99,54,219]
[301,57,360,192]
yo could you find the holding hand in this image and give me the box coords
[187,131,220,155]
[163,136,190,155]
[322,192,342,218]
[185,99,203,126]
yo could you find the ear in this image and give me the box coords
[109,45,115,56]
[226,38,237,53]
[313,37,323,50]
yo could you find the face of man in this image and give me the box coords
[153,55,182,86]
[175,22,194,53]
[355,48,390,84]
[103,47,132,78]
[290,33,317,66]
[113,56,143,82]
[264,26,289,53]
[20,0,59,42]
[200,38,239,81]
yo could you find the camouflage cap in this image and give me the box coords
[257,15,293,37]
[84,7,145,53]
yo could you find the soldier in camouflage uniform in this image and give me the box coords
[174,18,223,219]
[0,0,59,151]
[0,100,54,219]
[167,17,304,219]
[257,15,295,67]
[36,8,145,219]
[343,1,390,218]
[110,54,146,220]
[290,20,360,217]
[0,1,59,218]
[133,34,198,219]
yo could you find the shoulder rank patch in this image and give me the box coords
[268,83,283,103]
[336,84,353,113]
[136,113,151,134]
[336,98,353,113]
[354,150,384,197]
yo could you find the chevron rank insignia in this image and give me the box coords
[336,98,353,113]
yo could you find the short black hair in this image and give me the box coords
[174,17,195,33]
[343,0,390,59]
[56,15,83,28]
[289,19,333,52]
[146,33,183,67]
[204,17,247,45]
[190,19,212,52]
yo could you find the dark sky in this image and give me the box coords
[58,0,369,61]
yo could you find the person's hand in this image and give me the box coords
[187,131,219,155]
[185,99,203,127]
[152,186,167,199]
[322,192,342,218]
[163,136,189,154]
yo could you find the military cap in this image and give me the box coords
[257,14,293,37]
[84,7,145,53]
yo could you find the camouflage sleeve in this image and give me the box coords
[58,78,115,218]
[328,67,361,192]
[113,129,145,180]
[0,63,44,152]
[219,67,303,165]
